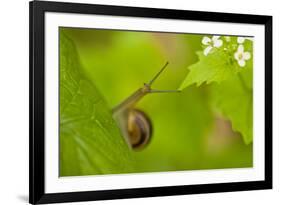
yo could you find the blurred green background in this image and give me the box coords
[61,27,252,174]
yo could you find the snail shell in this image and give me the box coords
[127,109,152,150]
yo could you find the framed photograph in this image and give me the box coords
[29,0,272,204]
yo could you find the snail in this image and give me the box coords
[112,62,180,151]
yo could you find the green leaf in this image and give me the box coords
[210,68,253,144]
[59,32,135,176]
[179,50,237,90]
[178,37,253,144]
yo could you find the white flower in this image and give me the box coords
[237,37,245,44]
[202,36,223,56]
[234,45,251,67]
[238,37,254,44]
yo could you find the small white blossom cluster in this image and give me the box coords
[202,36,223,56]
[201,36,252,68]
[234,37,251,67]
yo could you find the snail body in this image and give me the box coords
[112,62,179,151]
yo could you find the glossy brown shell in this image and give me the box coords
[127,109,152,150]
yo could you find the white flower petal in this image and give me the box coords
[234,52,240,60]
[204,46,212,56]
[237,37,245,44]
[243,52,251,60]
[213,39,223,48]
[212,36,220,41]
[202,36,211,45]
[238,59,246,67]
[237,45,244,53]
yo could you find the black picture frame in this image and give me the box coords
[29,0,272,204]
